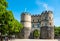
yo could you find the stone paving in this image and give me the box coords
[8,39,60,41]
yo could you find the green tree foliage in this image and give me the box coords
[0,0,8,8]
[54,26,60,36]
[9,19,23,35]
[33,29,40,39]
[0,0,23,36]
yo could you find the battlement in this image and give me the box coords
[41,10,53,15]
[48,11,53,13]
[31,14,41,17]
[21,12,31,15]
[21,10,53,17]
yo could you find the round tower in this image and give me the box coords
[21,12,31,39]
[48,11,54,27]
[40,11,54,39]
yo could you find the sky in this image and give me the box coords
[6,0,60,26]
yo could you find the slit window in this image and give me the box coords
[33,20,34,22]
[50,23,51,25]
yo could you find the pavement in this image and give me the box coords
[8,39,60,41]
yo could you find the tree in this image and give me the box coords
[33,29,40,39]
[9,19,23,35]
[54,26,60,37]
[0,0,23,38]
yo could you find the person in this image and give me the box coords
[5,36,8,41]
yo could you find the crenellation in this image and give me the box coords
[48,11,53,14]
[21,12,31,15]
[31,14,40,17]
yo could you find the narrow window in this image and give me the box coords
[37,23,39,27]
[42,24,43,26]
[33,20,34,22]
[45,23,47,26]
[49,17,51,19]
[50,23,51,25]
[38,20,39,22]
[32,23,34,28]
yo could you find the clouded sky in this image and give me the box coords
[7,0,60,26]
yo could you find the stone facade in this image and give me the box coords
[21,10,54,39]
[31,15,41,31]
[40,11,54,39]
[21,12,31,39]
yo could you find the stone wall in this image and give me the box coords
[21,12,31,39]
[40,26,54,39]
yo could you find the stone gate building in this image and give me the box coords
[21,10,54,39]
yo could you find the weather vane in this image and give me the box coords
[25,8,27,12]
